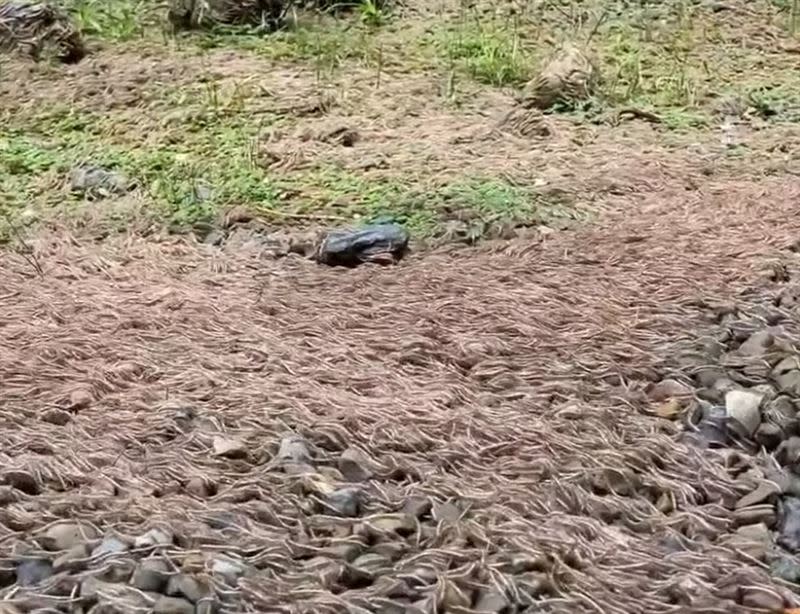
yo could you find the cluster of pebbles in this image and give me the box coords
[647,267,800,609]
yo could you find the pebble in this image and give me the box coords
[153,596,195,614]
[402,497,432,519]
[91,534,129,557]
[134,527,173,549]
[724,523,771,560]
[68,386,93,410]
[326,487,362,517]
[185,477,210,498]
[338,447,374,482]
[737,330,774,356]
[210,556,246,580]
[725,389,763,435]
[131,558,169,592]
[648,378,693,402]
[53,544,90,571]
[166,573,209,602]
[778,497,800,552]
[16,559,53,586]
[43,522,99,551]
[755,422,784,451]
[40,408,72,425]
[2,470,40,495]
[278,435,312,466]
[212,436,248,460]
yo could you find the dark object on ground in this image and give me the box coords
[0,1,86,63]
[168,0,285,30]
[316,224,409,267]
[778,496,800,553]
[69,165,131,198]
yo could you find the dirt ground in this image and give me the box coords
[4,0,800,612]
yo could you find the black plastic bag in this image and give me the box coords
[316,224,409,267]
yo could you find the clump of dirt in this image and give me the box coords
[520,43,599,110]
[0,1,86,63]
[167,0,285,30]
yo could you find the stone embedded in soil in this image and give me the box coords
[473,588,509,613]
[278,435,312,466]
[153,596,195,614]
[92,534,129,557]
[131,558,169,592]
[755,422,784,451]
[2,470,40,495]
[68,386,93,410]
[43,522,99,551]
[212,436,248,459]
[779,497,800,552]
[40,408,72,425]
[725,389,764,435]
[737,330,775,356]
[184,477,211,498]
[134,527,173,549]
[648,378,693,402]
[338,447,374,482]
[69,165,130,196]
[325,487,362,517]
[16,559,53,586]
[362,513,417,538]
[724,523,771,561]
[166,573,209,602]
[53,544,90,571]
[211,555,246,580]
[402,497,432,519]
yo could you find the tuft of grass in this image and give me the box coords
[66,0,156,41]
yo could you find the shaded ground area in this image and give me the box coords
[2,176,800,612]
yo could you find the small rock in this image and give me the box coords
[740,587,785,611]
[68,386,93,410]
[184,477,210,498]
[338,447,374,482]
[92,534,129,557]
[724,523,771,560]
[725,389,764,435]
[40,408,72,425]
[53,544,90,571]
[776,369,800,396]
[2,470,39,495]
[278,435,312,466]
[166,573,209,603]
[776,437,800,467]
[16,559,53,586]
[43,522,99,551]
[69,165,130,196]
[473,588,509,613]
[755,422,784,451]
[212,436,248,460]
[195,599,220,614]
[432,501,462,523]
[325,487,362,517]
[316,224,410,267]
[778,497,800,552]
[153,596,195,614]
[648,378,693,402]
[211,556,246,580]
[770,554,800,583]
[737,330,774,356]
[134,527,173,549]
[402,497,432,519]
[363,513,417,537]
[131,558,169,592]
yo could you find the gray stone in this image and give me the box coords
[725,389,763,435]
[770,554,800,583]
[166,573,209,603]
[131,558,169,592]
[278,435,312,466]
[153,596,195,614]
[53,544,90,571]
[325,487,362,517]
[92,535,129,557]
[43,522,99,551]
[40,408,72,425]
[210,556,246,580]
[779,496,800,553]
[723,523,771,560]
[737,330,774,356]
[69,165,130,196]
[212,436,248,459]
[134,528,173,549]
[755,423,783,451]
[338,447,374,482]
[16,559,52,586]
